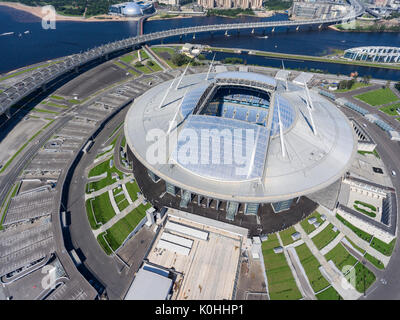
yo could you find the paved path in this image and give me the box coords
[320,233,345,256]
[109,189,121,215]
[85,175,133,200]
[294,224,362,300]
[122,183,133,205]
[308,220,329,239]
[276,233,308,300]
[93,194,145,238]
[318,206,390,266]
[286,246,316,300]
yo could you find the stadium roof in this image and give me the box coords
[125,71,357,202]
[215,71,277,87]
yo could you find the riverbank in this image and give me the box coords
[329,21,400,33]
[209,47,400,71]
[0,2,141,22]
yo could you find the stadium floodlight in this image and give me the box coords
[206,53,216,81]
[175,61,191,90]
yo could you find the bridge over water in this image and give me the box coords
[0,0,364,117]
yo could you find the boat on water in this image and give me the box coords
[24,30,30,34]
[0,32,14,36]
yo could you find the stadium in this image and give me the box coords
[108,1,155,17]
[124,70,358,235]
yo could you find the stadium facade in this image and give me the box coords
[109,1,155,17]
[124,71,357,226]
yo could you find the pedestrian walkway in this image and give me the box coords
[93,194,145,238]
[85,175,133,201]
[308,220,329,239]
[317,205,390,266]
[286,246,316,300]
[320,233,345,256]
[109,189,120,215]
[294,224,362,300]
[276,234,308,300]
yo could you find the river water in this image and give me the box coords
[1,5,399,79]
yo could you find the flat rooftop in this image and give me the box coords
[146,213,242,300]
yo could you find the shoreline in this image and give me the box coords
[0,2,142,22]
[328,24,400,33]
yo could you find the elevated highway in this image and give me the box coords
[0,0,364,117]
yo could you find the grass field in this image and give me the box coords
[151,47,178,68]
[380,103,400,116]
[316,286,342,300]
[97,232,113,255]
[279,226,298,246]
[125,180,140,201]
[335,82,370,93]
[86,157,124,192]
[336,214,372,242]
[364,253,384,270]
[311,223,340,250]
[295,243,330,292]
[91,192,116,225]
[86,199,100,230]
[300,211,324,234]
[345,236,366,255]
[355,88,399,106]
[370,237,396,256]
[104,203,151,251]
[261,234,302,300]
[325,243,358,272]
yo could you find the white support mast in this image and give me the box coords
[159,75,177,109]
[282,60,289,92]
[175,61,191,90]
[304,84,317,136]
[206,53,216,81]
[277,99,286,158]
[167,90,187,136]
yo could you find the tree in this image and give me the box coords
[147,60,154,67]
[171,53,190,67]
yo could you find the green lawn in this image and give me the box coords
[151,47,178,68]
[97,232,113,255]
[336,214,373,242]
[86,157,124,193]
[335,82,370,93]
[379,103,400,116]
[50,95,64,100]
[355,88,399,106]
[86,199,100,230]
[104,203,150,251]
[353,262,376,293]
[325,243,358,272]
[125,180,140,201]
[370,237,396,257]
[300,211,324,234]
[261,234,302,300]
[295,243,330,292]
[316,286,342,300]
[120,54,135,64]
[364,253,384,270]
[345,236,366,254]
[91,192,116,225]
[279,226,298,246]
[311,223,340,250]
[0,182,20,230]
[326,244,375,293]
